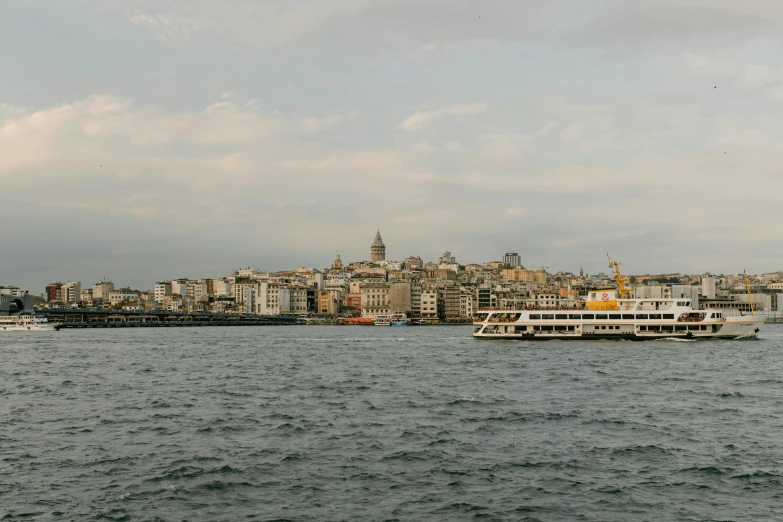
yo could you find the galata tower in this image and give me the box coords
[371,229,386,262]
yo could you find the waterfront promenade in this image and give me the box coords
[40,309,297,329]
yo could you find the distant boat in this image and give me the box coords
[374,315,391,326]
[0,315,57,331]
[390,313,407,326]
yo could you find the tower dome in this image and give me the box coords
[371,229,386,262]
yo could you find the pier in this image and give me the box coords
[40,309,297,329]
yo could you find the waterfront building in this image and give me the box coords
[45,282,63,302]
[107,289,139,307]
[61,282,81,304]
[460,293,474,319]
[318,291,337,315]
[232,281,257,306]
[410,282,422,320]
[440,285,461,322]
[92,281,115,301]
[289,286,309,315]
[389,282,412,316]
[170,279,188,296]
[371,229,386,262]
[154,282,172,303]
[80,288,93,304]
[345,292,361,314]
[256,282,291,315]
[420,287,438,322]
[213,279,232,297]
[360,282,391,319]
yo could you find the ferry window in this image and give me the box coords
[649,314,662,320]
[609,314,621,320]
[530,314,541,320]
[542,314,554,320]
[556,314,567,320]
[601,326,606,330]
[701,325,707,331]
[596,314,608,320]
[582,314,595,319]
[636,314,648,320]
[622,314,634,320]
[663,314,674,319]
[569,314,581,320]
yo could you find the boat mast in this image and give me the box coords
[744,270,755,316]
[607,253,630,299]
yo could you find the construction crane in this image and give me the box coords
[744,270,755,316]
[607,253,630,298]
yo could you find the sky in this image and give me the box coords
[2,0,783,291]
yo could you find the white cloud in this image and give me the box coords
[560,122,586,141]
[398,102,487,131]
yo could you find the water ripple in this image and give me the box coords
[2,325,783,520]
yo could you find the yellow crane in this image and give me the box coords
[744,271,755,316]
[607,253,631,299]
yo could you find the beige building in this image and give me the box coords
[460,293,474,319]
[92,281,115,300]
[289,286,309,315]
[389,282,412,315]
[61,281,81,303]
[360,282,390,318]
[318,291,337,315]
[502,268,547,285]
[421,287,438,322]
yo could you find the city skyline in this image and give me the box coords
[2,1,783,290]
[3,226,779,295]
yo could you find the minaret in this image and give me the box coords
[332,253,343,270]
[371,229,386,262]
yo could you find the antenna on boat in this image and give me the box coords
[607,253,630,299]
[744,270,755,316]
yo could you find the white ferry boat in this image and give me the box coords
[0,315,57,331]
[473,257,763,340]
[374,315,391,326]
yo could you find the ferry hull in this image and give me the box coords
[1,325,57,332]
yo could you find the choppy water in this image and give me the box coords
[2,325,783,521]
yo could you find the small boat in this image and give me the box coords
[390,313,407,326]
[0,315,57,331]
[374,314,391,326]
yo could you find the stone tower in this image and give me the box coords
[371,229,386,262]
[332,253,343,270]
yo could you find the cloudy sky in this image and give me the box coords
[2,1,783,290]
